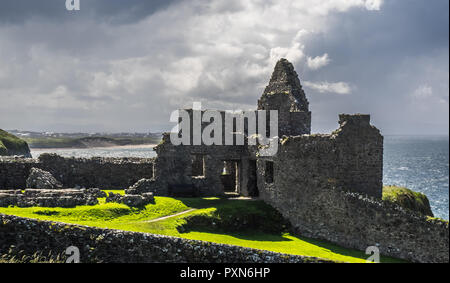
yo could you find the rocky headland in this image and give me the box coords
[0,129,31,158]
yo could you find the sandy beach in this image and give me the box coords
[30,144,159,159]
[31,143,158,151]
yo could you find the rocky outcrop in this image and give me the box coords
[0,129,31,158]
[26,168,62,189]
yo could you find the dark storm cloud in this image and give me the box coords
[0,0,178,24]
[0,0,448,134]
[302,0,448,71]
[298,0,449,134]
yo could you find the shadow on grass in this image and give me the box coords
[182,226,405,262]
[175,197,229,209]
[176,197,290,234]
[173,197,406,263]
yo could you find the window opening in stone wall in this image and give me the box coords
[191,154,205,177]
[265,161,274,184]
[221,160,240,194]
[247,159,259,197]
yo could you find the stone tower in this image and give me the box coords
[258,58,311,136]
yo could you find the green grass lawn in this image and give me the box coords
[0,191,405,263]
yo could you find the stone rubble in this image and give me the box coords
[0,188,106,208]
[26,167,63,190]
[125,178,158,195]
[106,192,154,207]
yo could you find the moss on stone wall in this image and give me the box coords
[0,129,31,157]
[383,186,433,217]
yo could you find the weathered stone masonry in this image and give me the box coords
[259,114,384,200]
[0,154,154,190]
[144,59,382,199]
[262,186,448,263]
[140,58,448,262]
[0,214,330,263]
[258,131,447,262]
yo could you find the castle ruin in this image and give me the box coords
[143,58,383,200]
[0,59,447,263]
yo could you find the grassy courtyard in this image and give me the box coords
[0,190,404,263]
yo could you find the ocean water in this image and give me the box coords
[383,135,449,220]
[30,135,449,219]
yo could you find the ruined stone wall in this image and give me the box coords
[0,154,154,190]
[334,114,383,198]
[260,183,448,262]
[256,116,448,262]
[289,111,311,136]
[0,189,105,208]
[154,113,382,198]
[154,133,249,196]
[257,114,382,199]
[0,157,39,189]
[0,214,329,263]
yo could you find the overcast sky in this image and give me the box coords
[0,0,448,135]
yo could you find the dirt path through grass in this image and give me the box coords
[143,208,197,223]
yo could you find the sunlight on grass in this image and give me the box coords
[0,195,191,227]
[0,192,405,263]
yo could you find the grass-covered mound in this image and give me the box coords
[0,129,31,157]
[0,192,404,263]
[383,186,433,217]
[177,198,290,233]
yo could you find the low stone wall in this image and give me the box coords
[260,181,449,263]
[0,157,38,189]
[0,214,330,263]
[0,189,105,208]
[0,154,155,190]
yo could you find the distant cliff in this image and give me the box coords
[0,129,31,158]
